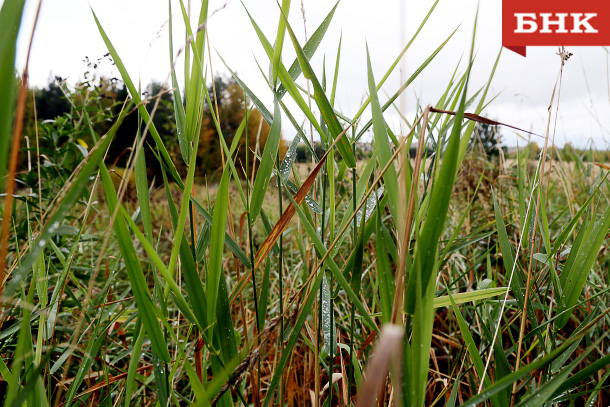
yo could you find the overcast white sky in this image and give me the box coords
[11,0,610,148]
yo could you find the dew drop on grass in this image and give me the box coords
[321,275,332,356]
[279,135,299,181]
[355,186,385,226]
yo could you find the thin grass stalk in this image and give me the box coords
[316,279,322,407]
[315,155,329,407]
[391,105,430,324]
[0,0,42,301]
[511,51,566,405]
[245,111,261,407]
[321,162,333,405]
[276,149,285,407]
[348,139,357,404]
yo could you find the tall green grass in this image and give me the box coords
[3,1,610,406]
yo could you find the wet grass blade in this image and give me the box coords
[460,314,605,407]
[376,208,394,324]
[124,321,144,407]
[121,206,202,329]
[251,131,336,273]
[276,1,340,98]
[63,314,123,407]
[282,14,356,168]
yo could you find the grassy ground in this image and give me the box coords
[3,1,610,406]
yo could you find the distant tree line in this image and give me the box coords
[18,68,274,184]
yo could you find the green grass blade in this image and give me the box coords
[282,15,356,167]
[355,31,455,141]
[240,7,328,145]
[352,0,439,123]
[63,315,123,407]
[405,61,472,314]
[376,207,395,324]
[460,316,604,407]
[207,165,231,326]
[366,46,399,223]
[121,206,202,329]
[557,203,610,328]
[168,0,189,163]
[284,181,379,333]
[99,163,170,363]
[330,34,342,107]
[124,321,144,407]
[434,287,508,309]
[258,258,271,329]
[250,97,282,224]
[0,0,25,187]
[166,111,202,278]
[515,339,602,407]
[92,9,181,182]
[447,290,500,405]
[271,0,291,86]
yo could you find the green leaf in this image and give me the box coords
[207,165,231,327]
[376,204,395,324]
[92,9,181,183]
[433,287,508,309]
[271,0,291,86]
[366,46,399,223]
[460,321,601,407]
[250,97,282,224]
[168,0,189,163]
[0,0,25,188]
[282,15,356,168]
[405,52,472,314]
[189,197,251,269]
[124,321,144,407]
[557,203,610,328]
[63,314,123,407]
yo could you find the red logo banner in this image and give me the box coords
[502,0,610,57]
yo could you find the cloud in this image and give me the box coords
[13,0,610,147]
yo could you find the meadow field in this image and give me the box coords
[3,1,610,406]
